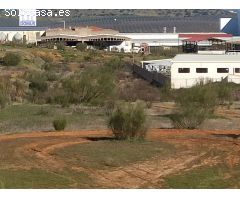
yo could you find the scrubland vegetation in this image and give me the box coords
[0,43,240,133]
[1,43,240,189]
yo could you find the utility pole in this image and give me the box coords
[132,42,135,64]
[60,20,66,29]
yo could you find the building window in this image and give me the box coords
[235,68,240,73]
[196,68,208,73]
[217,68,229,73]
[178,68,190,73]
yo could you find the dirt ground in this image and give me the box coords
[1,129,240,188]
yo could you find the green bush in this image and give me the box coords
[150,46,181,58]
[83,54,92,61]
[172,83,218,129]
[54,94,70,107]
[61,66,115,105]
[175,83,218,114]
[0,93,10,109]
[13,79,27,102]
[212,81,234,105]
[0,77,12,109]
[28,74,48,92]
[108,102,148,140]
[56,42,66,51]
[105,57,124,72]
[76,43,87,51]
[170,107,207,129]
[25,72,49,103]
[44,72,58,82]
[53,118,67,131]
[3,52,21,66]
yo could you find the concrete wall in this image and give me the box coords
[171,62,240,89]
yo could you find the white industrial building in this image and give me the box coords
[171,54,240,89]
[118,33,180,47]
[109,32,234,53]
[0,27,46,44]
[140,54,240,89]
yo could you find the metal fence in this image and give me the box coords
[132,64,170,87]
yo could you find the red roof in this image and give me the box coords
[89,26,104,32]
[179,33,232,42]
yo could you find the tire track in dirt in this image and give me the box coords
[89,150,220,188]
[0,130,109,170]
[1,129,240,188]
[0,130,110,142]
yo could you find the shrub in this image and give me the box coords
[170,107,207,129]
[35,106,49,116]
[61,66,115,105]
[104,99,116,116]
[213,81,234,105]
[105,57,124,71]
[0,93,10,109]
[54,94,70,107]
[83,55,91,61]
[108,102,148,140]
[53,118,67,131]
[3,52,21,66]
[176,83,218,113]
[12,79,27,102]
[56,42,66,51]
[171,83,218,129]
[150,46,180,57]
[26,72,49,103]
[27,43,36,48]
[117,78,160,102]
[32,50,55,63]
[76,43,87,51]
[0,77,12,108]
[28,77,48,92]
[44,72,58,82]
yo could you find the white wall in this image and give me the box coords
[109,40,132,53]
[118,33,179,40]
[117,33,181,48]
[171,62,240,89]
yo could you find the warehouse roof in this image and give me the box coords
[0,27,47,31]
[180,33,232,42]
[172,54,240,63]
[0,16,222,33]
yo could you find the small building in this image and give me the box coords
[171,54,240,89]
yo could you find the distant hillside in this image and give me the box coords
[67,9,235,18]
[0,9,236,33]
